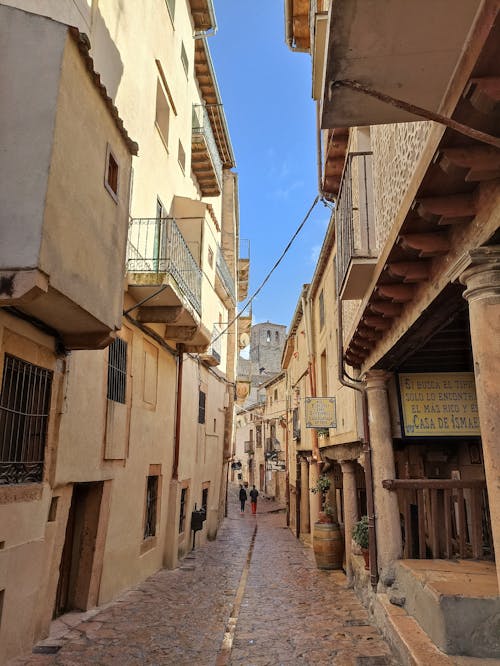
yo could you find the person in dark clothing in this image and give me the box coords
[249,485,259,514]
[239,485,247,513]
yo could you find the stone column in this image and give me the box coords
[299,457,310,536]
[341,460,358,585]
[365,370,402,583]
[309,459,320,527]
[459,246,500,589]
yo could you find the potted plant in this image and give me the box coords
[352,515,369,570]
[315,427,330,439]
[310,474,344,570]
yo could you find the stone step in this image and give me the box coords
[389,560,500,659]
[375,593,500,666]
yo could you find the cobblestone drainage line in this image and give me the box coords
[216,523,258,666]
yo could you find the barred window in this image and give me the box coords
[107,338,127,403]
[198,390,206,424]
[0,355,52,485]
[144,475,158,539]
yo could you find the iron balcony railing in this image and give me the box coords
[127,217,202,315]
[335,151,376,295]
[192,104,223,188]
[216,247,236,302]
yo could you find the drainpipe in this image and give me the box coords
[285,395,290,527]
[172,343,184,480]
[337,300,378,589]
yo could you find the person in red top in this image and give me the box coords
[249,485,259,514]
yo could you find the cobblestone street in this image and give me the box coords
[11,486,398,666]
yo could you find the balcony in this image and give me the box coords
[336,152,377,300]
[322,0,484,128]
[215,247,236,304]
[188,0,217,32]
[199,326,222,366]
[192,105,223,197]
[127,218,210,349]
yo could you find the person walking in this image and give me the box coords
[239,485,247,514]
[249,485,259,515]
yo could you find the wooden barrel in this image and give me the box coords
[312,522,344,570]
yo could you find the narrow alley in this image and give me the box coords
[10,486,397,666]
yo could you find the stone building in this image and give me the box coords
[233,323,286,488]
[283,0,500,660]
[0,1,246,661]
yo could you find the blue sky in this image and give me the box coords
[210,1,331,329]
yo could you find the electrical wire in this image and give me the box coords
[211,195,320,344]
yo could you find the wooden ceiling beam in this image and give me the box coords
[376,284,415,302]
[386,261,430,283]
[415,194,476,223]
[398,233,450,257]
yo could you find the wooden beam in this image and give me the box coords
[357,326,380,340]
[464,77,500,114]
[415,194,476,223]
[386,261,430,283]
[376,284,415,302]
[369,301,402,317]
[363,315,392,330]
[398,233,450,257]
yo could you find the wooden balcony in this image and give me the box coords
[192,105,222,197]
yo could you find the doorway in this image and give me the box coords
[54,482,106,617]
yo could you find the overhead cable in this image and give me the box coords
[212,195,320,344]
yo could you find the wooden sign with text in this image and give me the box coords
[398,372,480,437]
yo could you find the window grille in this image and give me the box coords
[107,338,127,404]
[179,487,187,533]
[0,355,52,485]
[198,390,206,424]
[144,475,158,539]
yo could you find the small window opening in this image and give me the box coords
[105,148,119,200]
[144,475,159,539]
[179,487,187,533]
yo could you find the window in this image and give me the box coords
[275,331,279,343]
[155,80,170,149]
[165,0,175,20]
[319,289,325,330]
[198,390,206,424]
[107,338,127,404]
[266,330,271,343]
[144,475,158,539]
[0,355,52,485]
[178,140,186,172]
[201,486,208,513]
[256,425,262,448]
[208,246,214,268]
[180,42,189,76]
[249,429,253,443]
[179,487,187,533]
[274,388,278,401]
[105,146,119,201]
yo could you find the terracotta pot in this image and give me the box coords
[362,547,369,570]
[312,521,344,570]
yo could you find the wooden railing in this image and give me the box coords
[382,479,493,560]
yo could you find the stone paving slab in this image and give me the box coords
[9,489,399,666]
